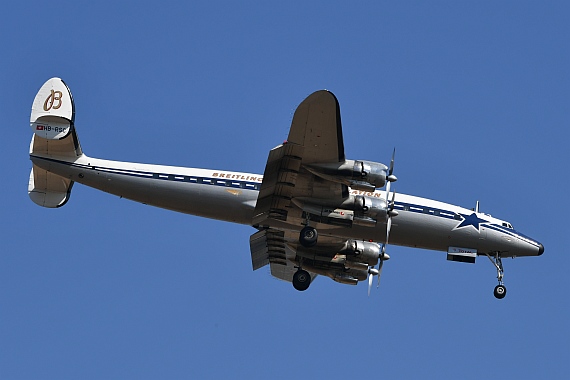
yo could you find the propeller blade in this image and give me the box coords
[377,257,384,288]
[387,148,397,182]
[389,148,395,176]
[386,217,392,245]
[367,267,379,296]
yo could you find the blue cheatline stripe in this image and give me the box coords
[393,201,457,220]
[30,155,539,246]
[30,155,262,191]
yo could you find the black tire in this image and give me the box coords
[299,226,318,247]
[494,284,507,299]
[293,269,311,291]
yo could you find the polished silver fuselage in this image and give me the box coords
[31,153,543,259]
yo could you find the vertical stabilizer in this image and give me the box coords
[28,78,81,207]
[28,165,74,208]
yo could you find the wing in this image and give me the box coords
[253,90,349,228]
[251,91,388,289]
[251,91,360,285]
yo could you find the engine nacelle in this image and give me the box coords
[344,195,388,220]
[361,196,388,220]
[350,160,387,190]
[305,159,388,192]
[301,264,364,284]
[332,273,359,285]
[340,240,380,266]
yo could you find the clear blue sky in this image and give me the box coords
[2,1,568,379]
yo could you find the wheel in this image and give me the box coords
[494,284,507,299]
[292,269,311,291]
[299,226,318,247]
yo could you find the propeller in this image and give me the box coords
[367,149,398,295]
[367,246,390,295]
[379,169,398,288]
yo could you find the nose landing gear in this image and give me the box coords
[486,253,507,299]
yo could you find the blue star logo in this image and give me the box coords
[454,213,489,232]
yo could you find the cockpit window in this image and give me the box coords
[502,222,514,229]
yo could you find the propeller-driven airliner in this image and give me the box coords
[28,78,544,298]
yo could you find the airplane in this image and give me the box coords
[28,77,544,299]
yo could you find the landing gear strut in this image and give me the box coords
[486,253,507,299]
[293,269,311,291]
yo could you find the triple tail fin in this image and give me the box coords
[28,78,82,208]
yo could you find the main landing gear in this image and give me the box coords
[296,221,315,291]
[299,226,318,247]
[486,253,507,299]
[293,269,311,291]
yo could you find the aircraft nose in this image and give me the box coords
[538,243,544,256]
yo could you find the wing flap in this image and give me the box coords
[270,261,318,284]
[269,261,298,283]
[253,143,304,225]
[249,229,288,270]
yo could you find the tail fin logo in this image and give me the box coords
[43,90,63,111]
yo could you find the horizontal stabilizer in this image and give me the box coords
[30,78,74,140]
[28,164,73,208]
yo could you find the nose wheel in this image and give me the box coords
[494,284,507,299]
[486,253,507,299]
